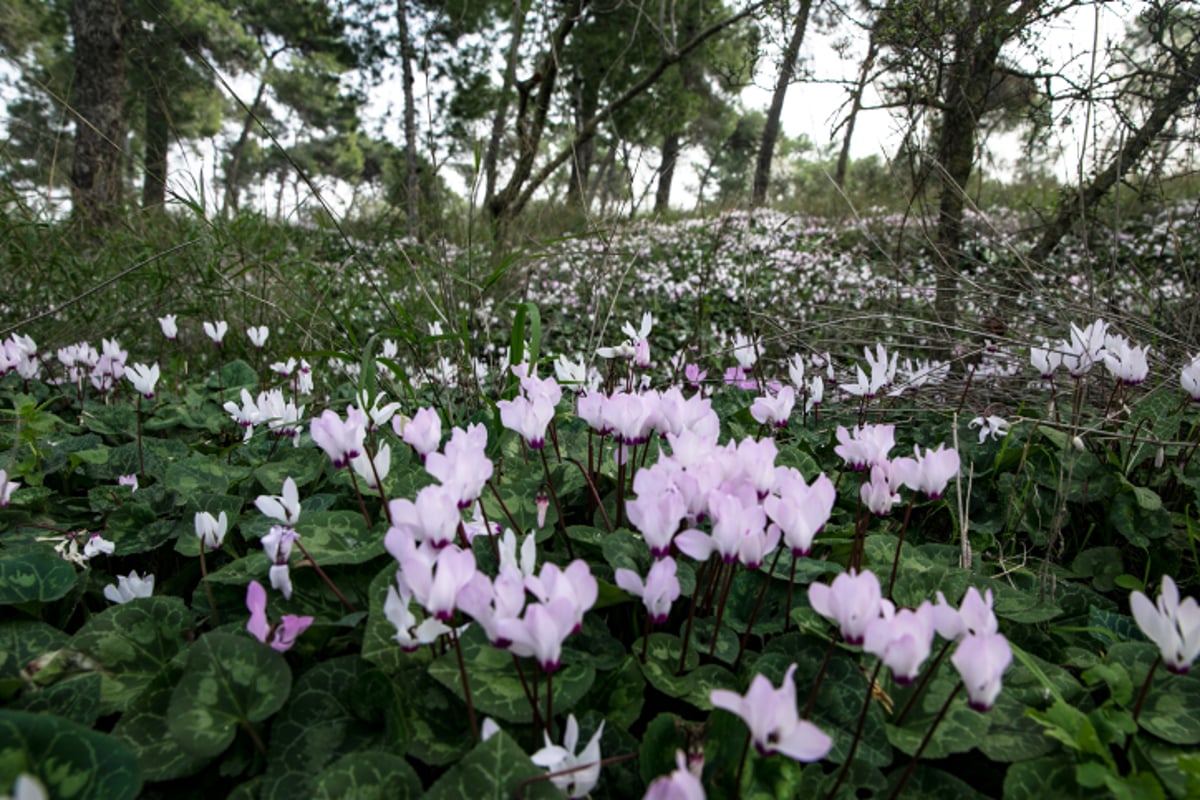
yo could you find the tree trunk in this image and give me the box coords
[223,77,268,215]
[1030,47,1200,263]
[751,0,813,206]
[932,21,1003,334]
[835,31,878,189]
[503,2,764,224]
[397,0,420,235]
[141,80,169,208]
[483,0,527,208]
[487,0,584,235]
[70,0,125,225]
[655,129,681,213]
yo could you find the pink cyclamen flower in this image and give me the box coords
[860,463,901,516]
[644,751,705,800]
[1130,574,1200,674]
[710,663,833,762]
[497,395,555,449]
[834,424,895,470]
[763,468,834,557]
[808,568,887,645]
[863,602,936,684]
[908,443,960,499]
[425,423,493,508]
[401,542,478,621]
[246,580,313,652]
[399,406,442,460]
[615,558,682,624]
[525,560,598,632]
[387,483,462,548]
[951,632,1012,711]
[118,474,139,492]
[310,408,366,468]
[626,471,688,558]
[750,385,796,428]
[932,586,998,642]
[498,597,578,673]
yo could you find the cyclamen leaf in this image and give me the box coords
[168,632,292,758]
[0,709,141,800]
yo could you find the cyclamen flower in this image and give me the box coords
[525,560,598,633]
[255,477,301,526]
[860,463,901,516]
[808,568,888,645]
[351,443,391,490]
[497,395,555,449]
[499,597,578,673]
[863,602,936,684]
[834,424,895,470]
[83,533,114,559]
[310,408,366,468]
[246,325,269,349]
[644,751,705,800]
[194,511,228,550]
[615,558,681,624]
[1181,356,1200,402]
[710,663,832,762]
[246,580,313,652]
[425,423,493,508]
[968,415,1010,444]
[202,320,228,346]
[1030,342,1061,379]
[750,385,795,428]
[907,443,960,499]
[103,571,155,604]
[261,524,300,599]
[158,314,178,341]
[398,406,442,460]
[531,714,605,799]
[764,469,834,557]
[118,474,139,492]
[387,483,462,548]
[125,362,160,398]
[1130,574,1200,674]
[384,585,453,651]
[1104,336,1150,385]
[951,632,1012,711]
[0,469,19,506]
[932,586,999,641]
